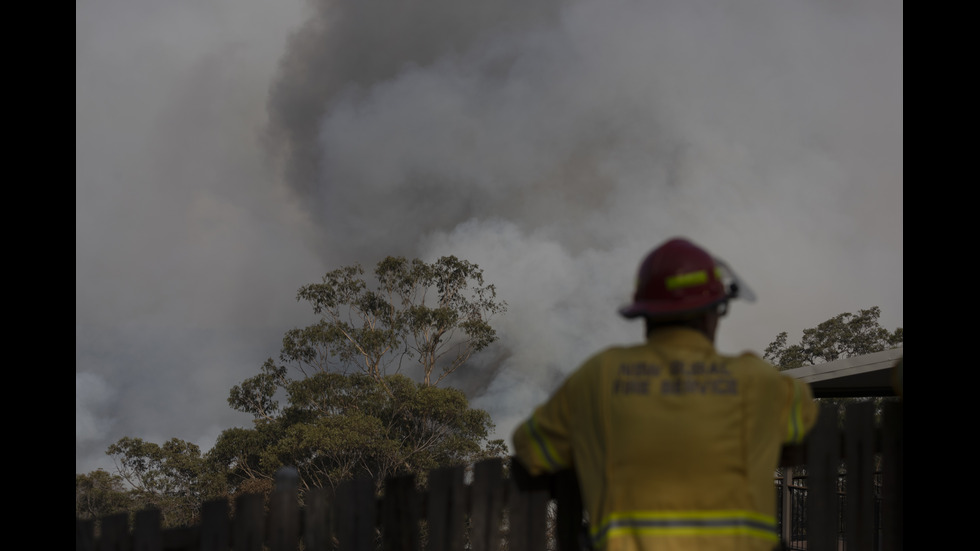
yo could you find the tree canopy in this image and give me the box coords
[97,437,223,527]
[76,256,509,529]
[290,255,506,388]
[216,372,506,494]
[76,470,134,523]
[763,306,903,370]
[218,255,509,493]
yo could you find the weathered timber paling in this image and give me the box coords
[76,401,902,551]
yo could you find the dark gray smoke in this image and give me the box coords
[260,0,903,434]
[76,0,902,474]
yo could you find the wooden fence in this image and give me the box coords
[76,400,902,551]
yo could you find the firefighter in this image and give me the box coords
[512,237,819,551]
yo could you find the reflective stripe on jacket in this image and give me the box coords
[512,327,818,551]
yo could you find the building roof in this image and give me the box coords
[781,347,903,398]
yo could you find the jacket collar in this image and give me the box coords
[646,326,716,352]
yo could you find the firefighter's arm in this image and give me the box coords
[511,383,574,476]
[783,376,819,445]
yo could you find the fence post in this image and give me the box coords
[845,401,876,551]
[233,492,265,551]
[506,459,550,551]
[780,466,794,546]
[427,465,465,551]
[199,499,230,551]
[76,518,95,551]
[269,467,300,551]
[880,400,903,551]
[807,403,841,551]
[100,512,131,551]
[382,473,420,551]
[336,477,376,551]
[133,508,162,551]
[303,485,334,551]
[469,458,505,551]
[553,469,585,551]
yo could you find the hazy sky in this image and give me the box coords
[76,0,903,475]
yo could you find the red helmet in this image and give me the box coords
[619,238,740,320]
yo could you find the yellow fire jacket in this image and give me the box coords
[512,327,818,551]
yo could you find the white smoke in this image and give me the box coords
[265,0,902,443]
[76,0,902,471]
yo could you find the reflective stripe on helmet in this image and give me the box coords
[664,268,724,291]
[591,509,779,548]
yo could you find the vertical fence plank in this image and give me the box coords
[269,467,300,551]
[505,466,529,551]
[880,400,903,551]
[845,401,876,551]
[469,458,505,551]
[553,469,585,551]
[426,465,465,551]
[233,493,265,551]
[336,477,376,551]
[133,509,162,551]
[806,403,841,551]
[77,518,96,551]
[198,499,230,551]
[506,459,550,551]
[162,526,197,550]
[382,473,420,551]
[100,513,131,551]
[303,486,334,551]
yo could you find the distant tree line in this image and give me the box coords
[763,306,902,369]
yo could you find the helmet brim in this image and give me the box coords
[618,296,726,320]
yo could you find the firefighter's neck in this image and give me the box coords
[646,312,719,343]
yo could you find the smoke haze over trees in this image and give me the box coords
[76,0,903,475]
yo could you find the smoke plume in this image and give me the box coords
[76,0,902,473]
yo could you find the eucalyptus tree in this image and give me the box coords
[217,255,508,494]
[75,469,134,523]
[216,372,507,494]
[764,306,903,370]
[289,255,507,389]
[100,437,225,527]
